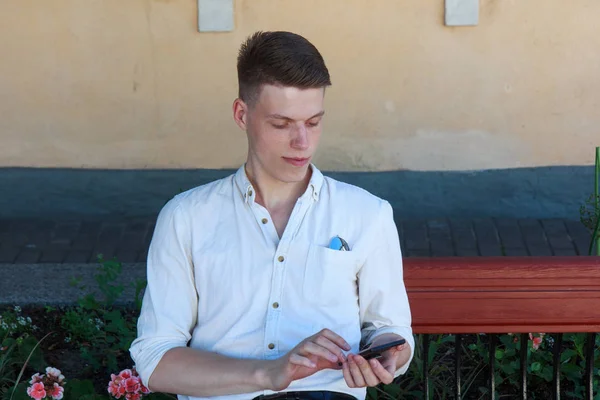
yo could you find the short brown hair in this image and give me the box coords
[237,31,331,105]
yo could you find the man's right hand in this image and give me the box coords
[263,329,351,391]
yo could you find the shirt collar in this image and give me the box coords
[234,163,323,205]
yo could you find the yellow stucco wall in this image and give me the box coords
[0,0,598,171]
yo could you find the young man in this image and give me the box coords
[130,31,413,400]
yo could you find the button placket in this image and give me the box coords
[262,194,312,359]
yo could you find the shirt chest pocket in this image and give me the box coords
[302,244,360,307]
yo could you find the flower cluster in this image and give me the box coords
[26,367,66,400]
[108,367,150,400]
[507,332,546,350]
[0,305,37,335]
[529,333,546,350]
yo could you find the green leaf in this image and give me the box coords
[2,382,29,400]
[561,348,578,363]
[495,349,504,360]
[64,378,96,400]
[531,361,542,372]
[539,366,553,382]
[78,294,100,311]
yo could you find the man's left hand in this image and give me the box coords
[341,333,410,388]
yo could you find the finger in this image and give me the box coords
[369,358,394,385]
[391,344,407,353]
[289,353,316,369]
[314,335,348,363]
[301,341,340,364]
[347,355,367,387]
[341,359,357,388]
[353,355,381,387]
[317,329,351,351]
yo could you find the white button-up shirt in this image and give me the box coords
[130,164,414,400]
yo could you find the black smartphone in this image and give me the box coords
[357,339,406,360]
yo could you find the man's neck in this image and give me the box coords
[244,163,311,213]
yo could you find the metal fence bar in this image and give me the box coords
[455,334,462,399]
[585,332,596,400]
[520,333,528,400]
[419,331,598,398]
[489,334,496,400]
[423,334,430,400]
[552,333,563,400]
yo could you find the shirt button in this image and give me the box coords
[278,256,285,262]
[272,302,279,309]
[261,218,268,224]
[268,343,275,350]
[248,190,253,196]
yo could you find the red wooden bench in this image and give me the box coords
[403,256,600,399]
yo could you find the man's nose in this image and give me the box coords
[291,125,309,150]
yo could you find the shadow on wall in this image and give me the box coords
[0,166,593,220]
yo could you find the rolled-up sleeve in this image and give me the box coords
[129,196,199,388]
[358,200,414,377]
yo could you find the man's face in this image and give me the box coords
[235,84,325,184]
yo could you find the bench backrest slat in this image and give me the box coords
[404,256,600,333]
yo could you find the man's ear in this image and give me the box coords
[232,98,248,130]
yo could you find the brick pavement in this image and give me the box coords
[0,216,594,264]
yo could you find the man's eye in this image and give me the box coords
[307,120,320,127]
[272,124,287,129]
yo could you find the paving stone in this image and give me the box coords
[479,245,503,256]
[402,220,429,251]
[504,248,529,257]
[449,219,477,251]
[0,217,590,264]
[40,249,67,263]
[519,220,553,256]
[92,244,116,261]
[71,233,97,250]
[473,219,502,256]
[0,245,19,263]
[137,250,148,263]
[428,219,455,256]
[564,220,593,256]
[455,248,480,257]
[144,222,157,245]
[64,250,92,263]
[15,249,41,263]
[97,223,124,246]
[393,211,405,250]
[541,219,577,251]
[79,221,102,235]
[552,248,578,256]
[10,232,29,247]
[495,218,526,249]
[119,232,146,251]
[405,249,431,257]
[52,222,81,242]
[115,250,139,263]
[126,220,150,232]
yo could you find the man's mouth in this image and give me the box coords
[282,157,310,167]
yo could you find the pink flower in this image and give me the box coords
[49,383,64,400]
[27,382,46,400]
[140,384,150,395]
[29,373,43,384]
[124,377,141,393]
[108,367,150,399]
[532,336,543,350]
[108,380,126,398]
[119,369,133,380]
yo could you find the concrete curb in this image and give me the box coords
[0,263,147,306]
